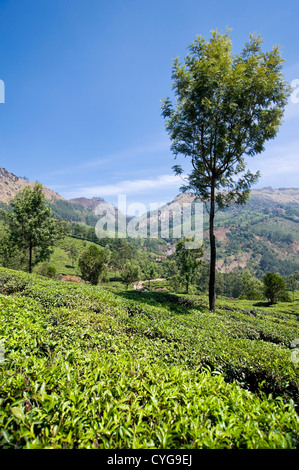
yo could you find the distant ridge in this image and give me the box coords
[68,197,105,212]
[0,165,298,276]
[1,165,299,210]
[251,187,299,204]
[0,167,64,204]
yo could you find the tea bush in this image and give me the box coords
[0,267,299,449]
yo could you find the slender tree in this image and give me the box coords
[174,238,204,294]
[286,272,299,302]
[68,242,79,267]
[161,30,290,311]
[4,183,67,273]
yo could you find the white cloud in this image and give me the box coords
[64,174,183,199]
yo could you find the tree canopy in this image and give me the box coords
[263,272,287,304]
[78,244,107,285]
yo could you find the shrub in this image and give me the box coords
[37,263,57,279]
[78,244,106,285]
[120,261,141,289]
[263,273,287,304]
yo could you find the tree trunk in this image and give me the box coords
[29,244,33,274]
[209,182,216,312]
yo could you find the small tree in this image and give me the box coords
[164,259,178,278]
[169,273,183,293]
[68,242,79,267]
[143,261,158,289]
[120,261,141,290]
[78,244,107,285]
[4,183,67,273]
[263,272,287,304]
[174,238,204,294]
[37,262,57,279]
[286,273,299,302]
[241,270,264,300]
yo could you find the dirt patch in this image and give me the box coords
[60,275,83,283]
[214,226,230,242]
[133,278,167,291]
[216,252,252,273]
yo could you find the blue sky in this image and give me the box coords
[0,0,299,212]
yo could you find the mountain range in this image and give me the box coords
[1,166,298,276]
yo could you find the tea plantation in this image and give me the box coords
[0,267,299,449]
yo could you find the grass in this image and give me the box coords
[33,236,95,277]
[0,267,299,449]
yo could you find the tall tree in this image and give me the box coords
[4,183,67,273]
[161,30,290,311]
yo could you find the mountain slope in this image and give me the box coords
[0,168,126,228]
[0,166,298,277]
[0,167,64,203]
[140,188,299,276]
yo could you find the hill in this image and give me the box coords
[140,188,299,277]
[0,166,298,277]
[0,167,64,204]
[68,196,105,211]
[0,167,126,229]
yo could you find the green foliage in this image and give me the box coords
[241,271,264,300]
[164,259,178,278]
[142,261,158,288]
[161,30,290,311]
[0,226,27,270]
[169,273,183,293]
[0,267,299,448]
[286,273,299,302]
[263,273,287,304]
[50,199,98,226]
[68,243,79,268]
[78,244,107,285]
[36,263,57,279]
[120,261,141,289]
[162,30,290,206]
[174,238,204,293]
[3,183,67,273]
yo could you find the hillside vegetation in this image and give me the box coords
[1,165,299,277]
[0,267,299,449]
